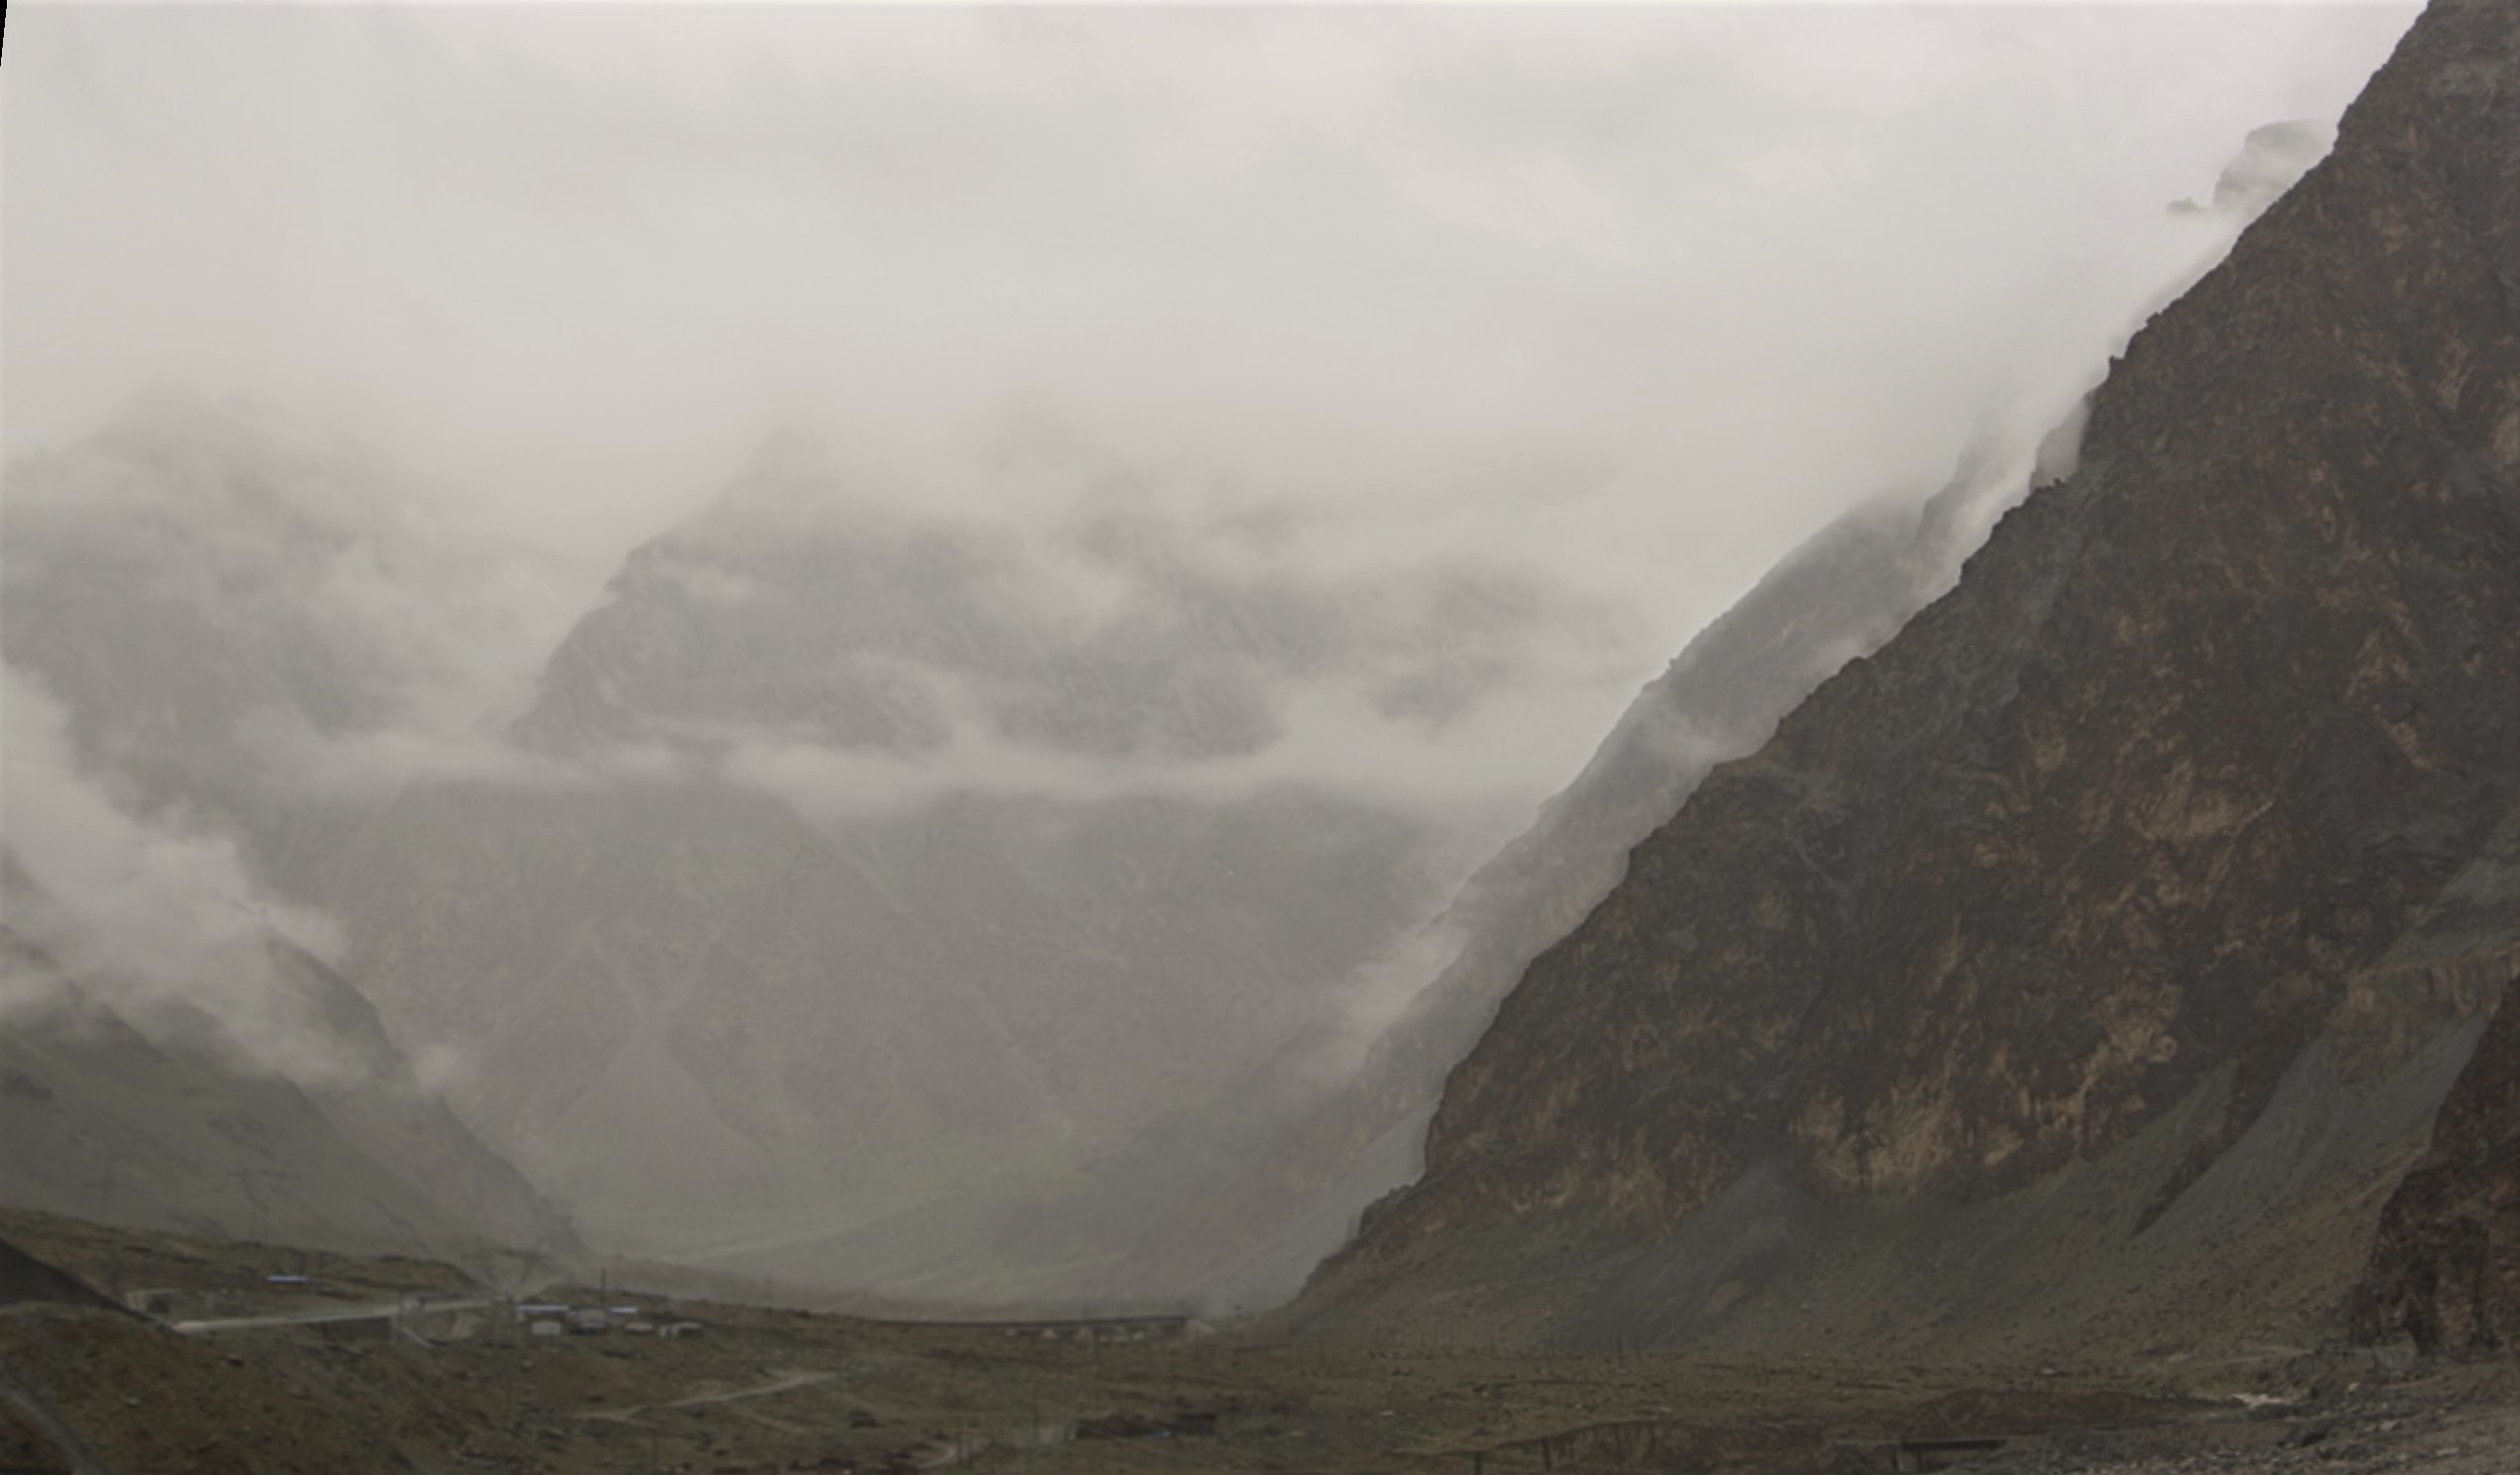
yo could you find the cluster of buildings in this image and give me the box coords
[514,1300,703,1339]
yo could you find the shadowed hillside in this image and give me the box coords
[1295,0,2520,1361]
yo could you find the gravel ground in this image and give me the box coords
[1972,1365,2520,1475]
[3,1211,2514,1474]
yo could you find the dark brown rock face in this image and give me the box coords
[1306,0,2520,1344]
[2353,985,2520,1353]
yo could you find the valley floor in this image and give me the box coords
[0,1211,2510,1475]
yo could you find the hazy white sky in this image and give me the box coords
[4,1,2422,799]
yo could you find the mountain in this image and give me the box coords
[889,449,2077,1312]
[1,391,1515,1297]
[611,106,2339,1308]
[1264,447,2062,1189]
[1292,0,2520,1361]
[0,871,576,1261]
[955,118,2337,1316]
[2352,948,2520,1354]
[0,79,2376,1315]
[614,426,2118,1312]
[4,417,1552,1289]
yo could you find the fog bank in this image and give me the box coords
[5,4,2422,806]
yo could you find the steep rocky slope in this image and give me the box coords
[2353,963,2520,1353]
[1296,0,2520,1357]
[676,462,2059,1310]
[978,122,2344,1315]
[687,123,2340,1312]
[0,50,2425,1317]
[0,1237,118,1312]
[1264,452,2061,1188]
[0,901,577,1260]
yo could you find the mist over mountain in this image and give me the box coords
[822,114,2352,1313]
[17,8,2520,1472]
[1,393,1607,1285]
[1,860,575,1261]
[1295,0,2520,1361]
[285,457,1552,1274]
[0,2,2431,1311]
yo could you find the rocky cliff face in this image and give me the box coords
[2353,953,2520,1353]
[1298,0,2520,1355]
[905,117,2332,1316]
[1035,456,2067,1308]
[1277,446,2059,1189]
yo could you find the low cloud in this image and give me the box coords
[718,666,1620,827]
[542,471,1648,826]
[1,664,358,1084]
[239,713,600,799]
[0,0,2419,1046]
[2174,119,2338,217]
[6,2,2420,702]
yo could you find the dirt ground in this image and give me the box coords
[0,1210,2512,1475]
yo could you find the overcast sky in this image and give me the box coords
[4,1,2422,805]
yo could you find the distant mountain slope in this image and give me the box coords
[0,1236,118,1312]
[900,458,2076,1312]
[0,876,577,1262]
[1,390,1517,1288]
[993,116,2347,1316]
[248,447,1528,1275]
[0,81,2387,1318]
[1277,451,2053,1190]
[713,120,2345,1310]
[1295,0,2520,1359]
[574,431,2111,1308]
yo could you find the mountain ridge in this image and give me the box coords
[0,889,579,1262]
[1292,0,2520,1357]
